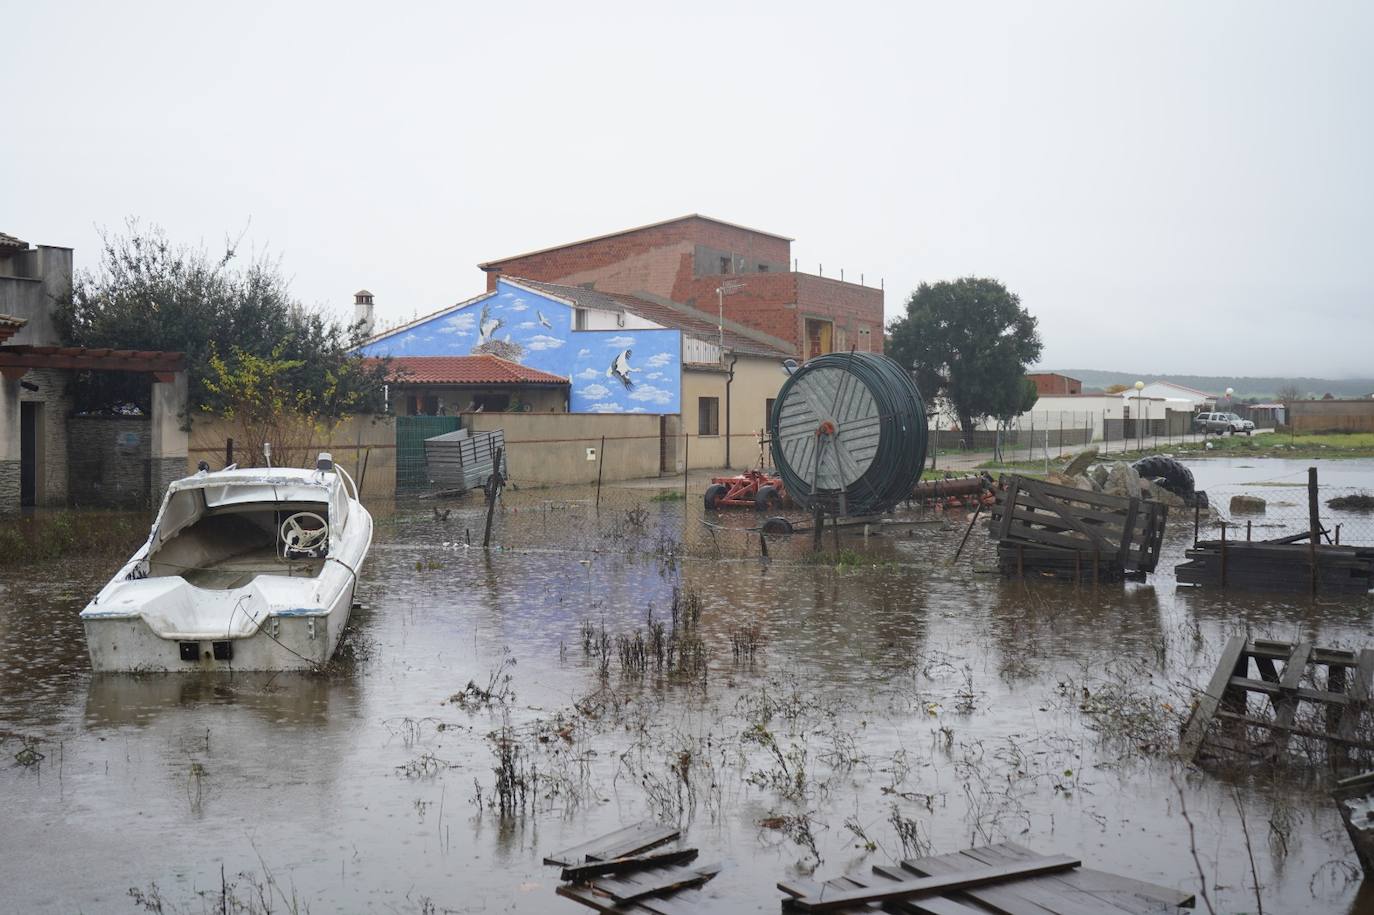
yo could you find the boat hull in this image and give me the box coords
[83,579,357,672]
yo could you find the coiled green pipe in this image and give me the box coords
[768,352,928,516]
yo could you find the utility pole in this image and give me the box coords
[715,281,745,351]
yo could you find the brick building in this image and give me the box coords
[1026,372,1082,396]
[477,215,883,360]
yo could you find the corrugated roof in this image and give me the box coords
[511,278,795,360]
[477,214,793,268]
[376,354,569,386]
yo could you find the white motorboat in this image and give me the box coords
[81,453,373,672]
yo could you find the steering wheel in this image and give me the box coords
[280,511,329,557]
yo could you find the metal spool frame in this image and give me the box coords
[768,352,928,516]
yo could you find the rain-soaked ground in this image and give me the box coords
[4,457,1374,913]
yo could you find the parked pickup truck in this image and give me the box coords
[1193,412,1254,435]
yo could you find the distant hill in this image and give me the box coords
[1045,370,1374,401]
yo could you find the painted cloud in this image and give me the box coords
[627,383,673,406]
[526,334,565,351]
[605,335,635,348]
[580,383,611,399]
[646,352,673,368]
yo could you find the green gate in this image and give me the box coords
[396,416,461,490]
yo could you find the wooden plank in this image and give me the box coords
[779,856,1080,912]
[599,863,720,904]
[1015,475,1138,511]
[561,848,698,881]
[1212,709,1374,750]
[1179,634,1248,761]
[1270,642,1315,757]
[556,882,654,914]
[997,478,1021,542]
[544,822,680,867]
[1015,487,1117,553]
[998,842,1194,911]
[951,847,1105,915]
[1227,676,1348,706]
[882,855,1050,915]
[790,869,986,915]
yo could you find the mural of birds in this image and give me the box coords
[537,310,552,329]
[608,349,638,390]
[478,303,503,345]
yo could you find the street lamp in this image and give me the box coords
[1134,381,1145,451]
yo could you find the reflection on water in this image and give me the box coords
[2,458,1373,913]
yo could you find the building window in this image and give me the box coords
[718,255,732,274]
[857,327,872,352]
[574,308,588,331]
[805,318,833,359]
[757,264,769,273]
[698,397,720,436]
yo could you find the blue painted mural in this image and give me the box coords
[357,280,682,415]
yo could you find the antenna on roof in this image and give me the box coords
[714,281,746,353]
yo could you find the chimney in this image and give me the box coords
[354,289,376,336]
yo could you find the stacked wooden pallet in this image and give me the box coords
[547,821,720,913]
[780,840,1193,912]
[1176,539,1374,594]
[1180,636,1374,771]
[990,475,1167,582]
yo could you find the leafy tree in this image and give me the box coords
[56,221,387,418]
[887,278,1042,435]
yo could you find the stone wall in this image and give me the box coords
[0,461,19,517]
[66,415,151,508]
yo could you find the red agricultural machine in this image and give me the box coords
[704,470,790,512]
[911,473,999,511]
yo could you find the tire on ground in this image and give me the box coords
[760,516,794,535]
[1131,455,1195,498]
[755,485,781,512]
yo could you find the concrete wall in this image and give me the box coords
[0,245,71,346]
[189,414,398,502]
[1289,399,1374,433]
[67,416,151,507]
[679,354,785,470]
[18,367,72,507]
[465,412,665,485]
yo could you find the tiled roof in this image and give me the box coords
[512,278,795,360]
[0,313,27,345]
[376,354,569,386]
[0,232,28,251]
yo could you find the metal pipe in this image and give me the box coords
[725,354,738,468]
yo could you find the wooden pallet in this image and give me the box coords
[1179,636,1374,770]
[991,475,1167,580]
[547,821,720,914]
[779,840,1193,913]
[1176,539,1374,595]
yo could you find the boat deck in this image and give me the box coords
[173,546,324,590]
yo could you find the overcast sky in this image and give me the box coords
[4,2,1370,377]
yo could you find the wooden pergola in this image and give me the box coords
[0,344,186,381]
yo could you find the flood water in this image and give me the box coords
[4,457,1374,913]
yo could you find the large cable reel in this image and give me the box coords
[768,352,928,516]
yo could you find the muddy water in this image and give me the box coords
[3,457,1374,913]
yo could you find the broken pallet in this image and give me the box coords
[1179,635,1374,771]
[547,821,720,914]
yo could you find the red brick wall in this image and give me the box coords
[673,273,800,346]
[483,216,791,297]
[1027,373,1082,396]
[479,216,882,355]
